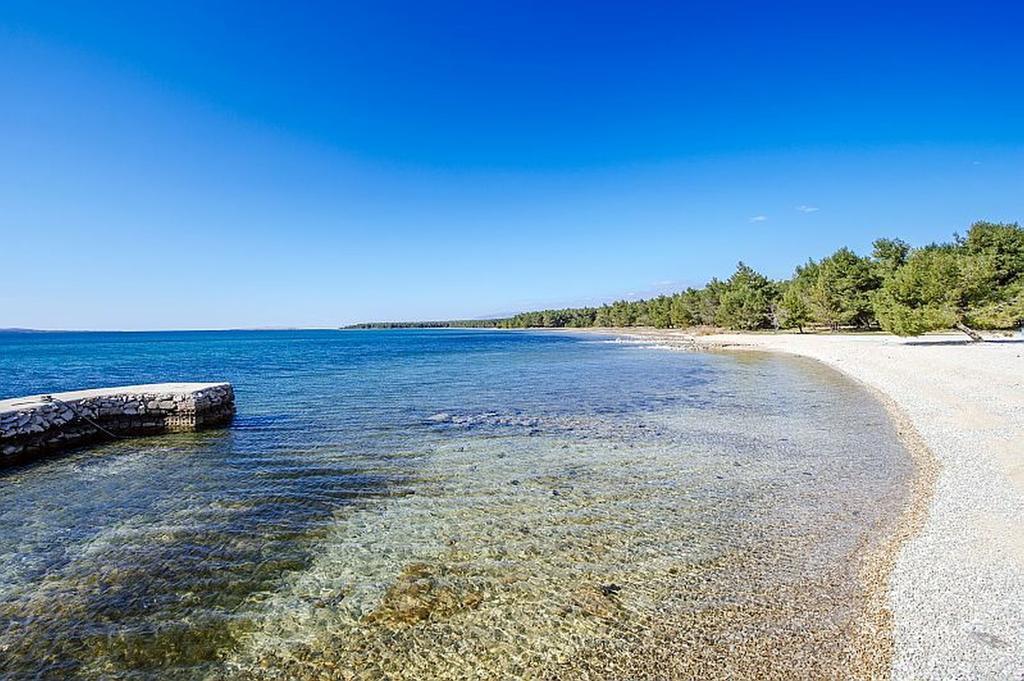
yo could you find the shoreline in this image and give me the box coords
[590,328,1023,679]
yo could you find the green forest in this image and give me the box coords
[495,221,1024,340]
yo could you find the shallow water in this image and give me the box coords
[0,330,912,678]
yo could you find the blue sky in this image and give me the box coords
[2,1,1022,330]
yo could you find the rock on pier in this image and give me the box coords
[0,382,234,464]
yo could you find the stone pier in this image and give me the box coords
[0,383,234,464]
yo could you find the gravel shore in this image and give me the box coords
[616,329,1024,679]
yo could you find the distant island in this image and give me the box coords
[348,221,1023,341]
[343,319,503,329]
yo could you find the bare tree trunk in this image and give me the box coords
[955,321,983,342]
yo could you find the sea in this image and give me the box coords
[0,329,913,678]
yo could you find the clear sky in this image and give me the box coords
[2,1,1023,330]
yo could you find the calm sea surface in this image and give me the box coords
[0,330,912,678]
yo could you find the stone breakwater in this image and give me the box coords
[0,382,234,463]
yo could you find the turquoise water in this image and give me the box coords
[0,330,912,678]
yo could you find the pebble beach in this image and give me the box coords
[618,329,1024,679]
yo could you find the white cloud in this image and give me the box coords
[748,215,768,223]
[796,205,819,213]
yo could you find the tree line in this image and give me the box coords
[496,221,1024,340]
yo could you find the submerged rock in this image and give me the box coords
[364,563,485,626]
